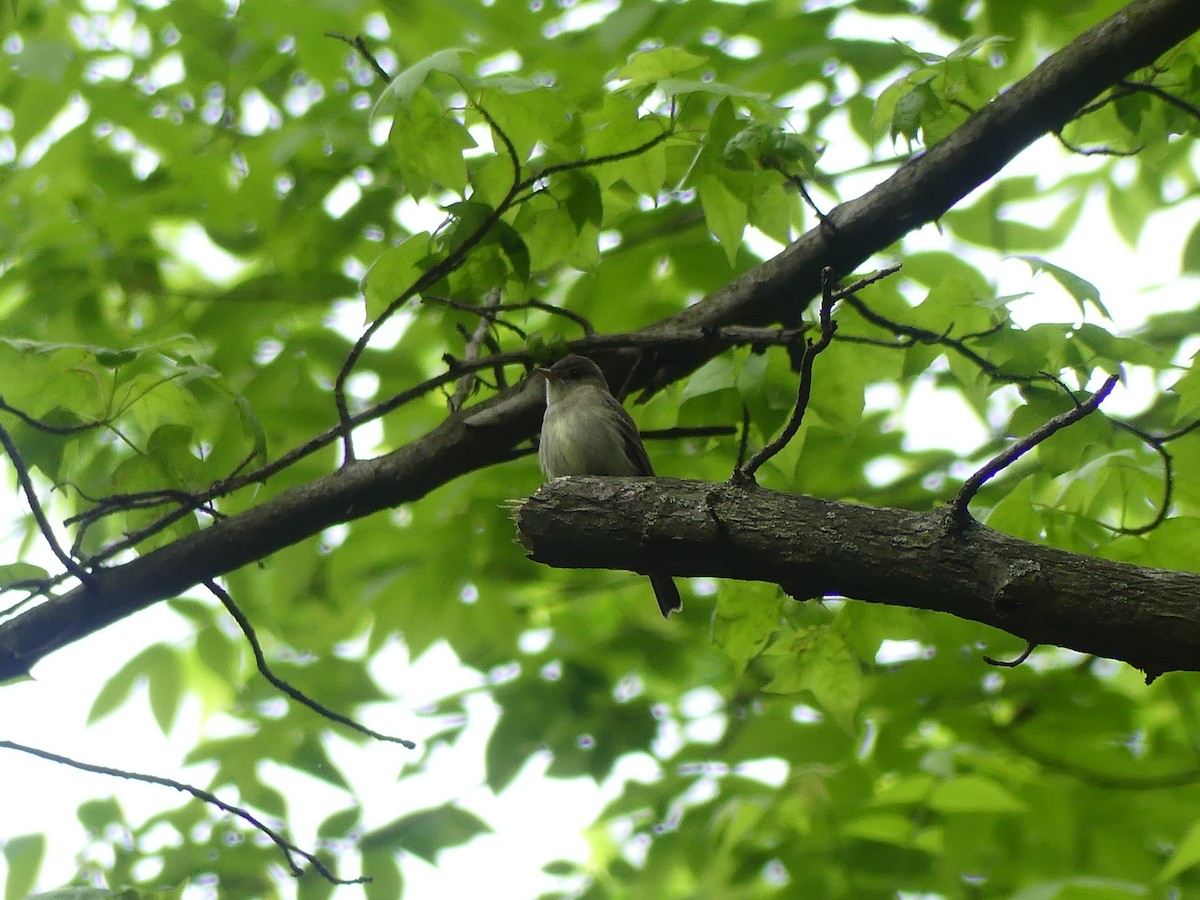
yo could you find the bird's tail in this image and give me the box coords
[650,573,682,618]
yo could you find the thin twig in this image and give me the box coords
[450,288,504,411]
[0,397,104,435]
[206,581,416,750]
[737,404,751,468]
[423,294,528,341]
[1105,420,1173,535]
[734,267,843,483]
[953,373,1120,520]
[1118,78,1200,125]
[325,32,391,81]
[525,300,595,336]
[0,421,95,587]
[0,738,366,884]
[983,641,1036,667]
[840,291,1042,385]
[1053,131,1141,157]
[332,101,527,464]
[828,264,903,301]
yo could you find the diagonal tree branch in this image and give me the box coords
[0,0,1197,679]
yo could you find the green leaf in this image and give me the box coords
[680,355,738,404]
[364,234,434,320]
[809,341,867,439]
[387,87,475,196]
[612,47,707,92]
[317,806,361,840]
[1159,818,1200,882]
[0,562,48,588]
[695,172,748,266]
[712,582,783,673]
[145,645,183,736]
[77,798,123,834]
[1183,221,1200,273]
[764,626,863,729]
[362,848,404,899]
[361,804,491,862]
[4,833,44,900]
[927,775,1025,813]
[87,645,169,726]
[372,48,472,118]
[1015,255,1110,319]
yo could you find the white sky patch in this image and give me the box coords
[146,50,184,89]
[734,757,789,786]
[902,373,989,454]
[394,195,454,233]
[369,112,391,146]
[544,0,620,37]
[721,35,762,60]
[478,50,522,76]
[876,639,926,664]
[237,88,281,135]
[326,298,415,350]
[323,176,362,219]
[86,54,133,82]
[865,455,906,487]
[363,13,390,39]
[831,6,959,56]
[153,221,251,284]
[17,94,89,168]
[465,122,495,158]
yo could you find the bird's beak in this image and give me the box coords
[535,367,557,382]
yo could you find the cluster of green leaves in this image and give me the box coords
[3,0,1200,898]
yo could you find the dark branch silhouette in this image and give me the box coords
[0,738,367,885]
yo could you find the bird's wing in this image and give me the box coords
[604,392,656,476]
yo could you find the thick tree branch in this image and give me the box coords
[0,0,1197,677]
[515,478,1200,678]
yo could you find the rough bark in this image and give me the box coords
[516,478,1200,678]
[1,0,1198,679]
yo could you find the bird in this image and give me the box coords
[535,354,682,617]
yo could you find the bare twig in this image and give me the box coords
[423,294,528,341]
[737,404,751,468]
[983,641,1036,667]
[1118,78,1200,124]
[525,300,595,336]
[206,581,415,749]
[0,738,367,884]
[953,373,1120,520]
[0,397,104,435]
[333,101,527,464]
[761,159,830,225]
[733,267,843,483]
[450,288,504,411]
[1103,420,1174,535]
[828,264,903,301]
[0,421,95,588]
[840,290,1044,385]
[1053,130,1141,156]
[325,32,391,81]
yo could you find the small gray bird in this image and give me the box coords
[536,354,682,617]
